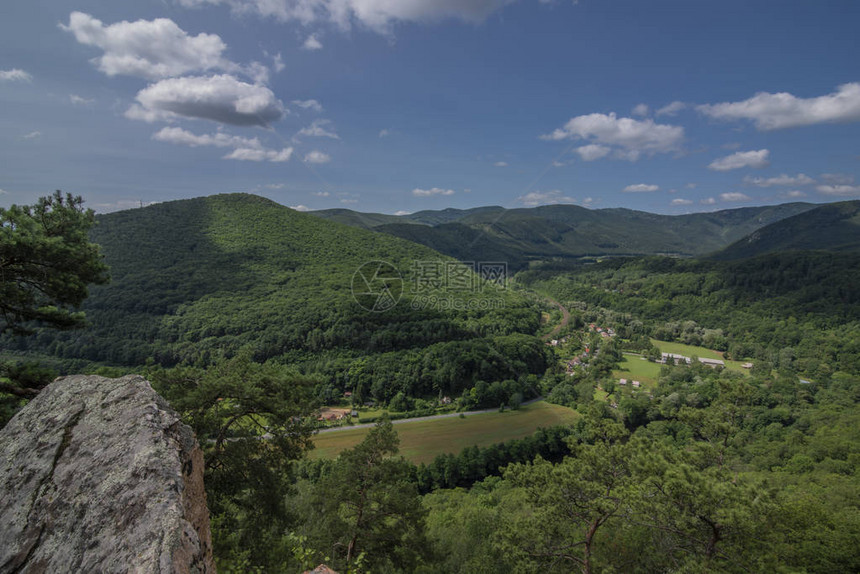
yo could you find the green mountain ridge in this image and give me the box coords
[312,202,819,269]
[711,200,860,260]
[5,193,539,373]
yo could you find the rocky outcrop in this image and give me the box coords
[0,374,215,574]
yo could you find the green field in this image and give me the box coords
[650,339,750,374]
[310,400,579,464]
[611,354,663,388]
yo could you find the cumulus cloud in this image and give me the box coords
[23,131,42,140]
[304,150,331,164]
[623,183,659,193]
[224,147,293,162]
[708,149,770,171]
[816,184,860,196]
[127,75,285,126]
[720,192,752,202]
[517,190,576,207]
[178,0,518,32]
[701,197,716,205]
[61,12,235,80]
[378,129,391,137]
[743,173,815,187]
[394,210,411,215]
[69,94,94,105]
[292,99,323,112]
[302,33,323,50]
[632,103,649,117]
[671,198,693,206]
[297,118,339,138]
[152,126,293,161]
[413,187,455,197]
[543,112,683,161]
[784,190,807,198]
[698,83,860,130]
[290,204,310,211]
[656,100,686,116]
[494,161,508,167]
[574,144,611,161]
[312,191,330,196]
[0,68,32,82]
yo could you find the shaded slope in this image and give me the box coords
[712,200,860,260]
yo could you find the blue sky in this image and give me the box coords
[2,0,859,214]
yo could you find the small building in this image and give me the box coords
[632,380,641,388]
[661,352,691,365]
[741,362,753,369]
[549,339,559,346]
[344,391,352,397]
[619,378,627,386]
[698,358,725,368]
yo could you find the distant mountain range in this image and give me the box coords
[313,202,822,269]
[711,200,860,260]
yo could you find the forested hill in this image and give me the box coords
[711,200,860,260]
[313,202,817,270]
[5,194,543,386]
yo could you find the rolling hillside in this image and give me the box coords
[313,202,818,270]
[4,194,539,375]
[711,200,860,260]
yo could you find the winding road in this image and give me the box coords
[541,295,571,341]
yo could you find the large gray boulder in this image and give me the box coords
[0,374,215,573]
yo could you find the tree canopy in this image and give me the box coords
[0,191,108,335]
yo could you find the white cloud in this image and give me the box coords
[298,118,339,138]
[378,129,391,137]
[128,75,285,126]
[224,147,293,162]
[292,99,323,112]
[743,173,815,187]
[23,131,42,140]
[623,183,659,193]
[0,188,7,195]
[494,161,508,167]
[69,94,95,105]
[656,101,686,117]
[61,12,234,80]
[265,183,286,189]
[784,190,807,198]
[290,204,310,211]
[720,192,752,202]
[544,112,683,161]
[413,187,455,197]
[153,126,260,148]
[820,173,855,185]
[302,33,323,50]
[313,191,330,196]
[574,144,611,161]
[685,183,697,189]
[152,126,293,162]
[0,68,32,82]
[701,197,716,205]
[341,198,358,204]
[517,189,576,206]
[304,150,331,164]
[178,0,518,32]
[708,149,770,171]
[671,198,693,206]
[698,82,860,130]
[632,103,649,117]
[816,184,860,196]
[272,52,285,73]
[394,210,411,215]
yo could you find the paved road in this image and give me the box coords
[541,296,571,341]
[316,396,545,435]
